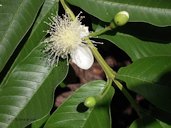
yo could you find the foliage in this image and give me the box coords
[0,0,171,127]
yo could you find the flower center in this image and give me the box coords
[59,27,81,49]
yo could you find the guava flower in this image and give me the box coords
[43,14,94,69]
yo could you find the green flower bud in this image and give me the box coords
[114,11,129,26]
[84,96,96,108]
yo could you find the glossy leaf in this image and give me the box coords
[1,0,59,86]
[15,0,59,63]
[99,33,171,61]
[130,116,171,128]
[0,44,68,128]
[0,0,44,72]
[31,114,50,128]
[67,0,171,26]
[116,56,171,113]
[44,80,115,128]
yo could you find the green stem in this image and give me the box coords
[88,22,116,38]
[101,78,112,98]
[85,38,116,79]
[113,79,142,117]
[88,26,111,38]
[87,39,142,117]
[60,0,75,20]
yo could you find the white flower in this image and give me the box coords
[43,14,94,69]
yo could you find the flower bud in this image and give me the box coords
[114,11,129,26]
[71,44,94,70]
[84,96,96,108]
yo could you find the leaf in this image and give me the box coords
[99,33,171,61]
[31,114,50,128]
[16,0,59,63]
[116,56,171,114]
[0,44,68,128]
[66,0,171,26]
[1,0,59,87]
[130,116,171,128]
[44,80,115,128]
[0,0,44,72]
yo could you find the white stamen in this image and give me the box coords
[43,13,94,69]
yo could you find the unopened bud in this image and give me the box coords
[84,96,96,108]
[114,11,129,26]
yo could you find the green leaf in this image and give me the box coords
[99,33,171,61]
[66,0,171,26]
[1,0,59,87]
[0,0,44,72]
[31,114,50,128]
[0,44,68,128]
[44,80,114,128]
[130,116,171,128]
[116,56,171,114]
[16,0,59,63]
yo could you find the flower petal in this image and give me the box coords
[71,44,94,70]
